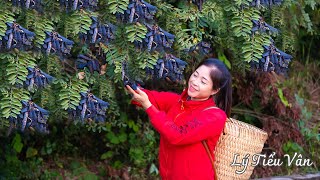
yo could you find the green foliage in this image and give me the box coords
[91,77,120,119]
[12,133,23,153]
[136,51,159,70]
[24,11,54,48]
[26,147,38,158]
[0,9,15,37]
[1,51,37,86]
[99,43,129,82]
[296,93,320,171]
[107,0,130,14]
[125,23,147,43]
[57,77,89,110]
[41,0,62,23]
[242,34,270,63]
[0,88,30,119]
[230,8,260,37]
[277,88,291,107]
[282,140,304,156]
[68,161,99,180]
[64,10,96,38]
[38,54,63,78]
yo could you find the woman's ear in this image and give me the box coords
[211,88,220,96]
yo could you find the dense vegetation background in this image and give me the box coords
[0,0,319,179]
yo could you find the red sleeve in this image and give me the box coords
[145,105,227,145]
[131,88,180,113]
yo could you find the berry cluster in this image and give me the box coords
[43,31,74,55]
[80,17,117,44]
[117,0,157,23]
[76,54,101,73]
[188,41,211,56]
[14,100,49,133]
[252,17,278,34]
[250,0,283,7]
[135,24,174,52]
[11,0,42,9]
[121,61,138,90]
[60,0,98,10]
[70,92,110,123]
[146,54,187,83]
[2,22,35,50]
[251,41,292,74]
[192,0,206,11]
[25,67,55,90]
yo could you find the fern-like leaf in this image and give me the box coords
[58,77,89,110]
[125,23,147,43]
[231,9,259,37]
[65,9,96,38]
[242,34,270,63]
[4,51,37,86]
[0,88,30,119]
[108,0,130,14]
[0,9,15,38]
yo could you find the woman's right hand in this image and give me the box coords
[126,85,152,110]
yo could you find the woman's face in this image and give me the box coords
[188,65,218,101]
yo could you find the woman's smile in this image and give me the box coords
[189,85,198,92]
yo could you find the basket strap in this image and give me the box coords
[202,106,220,179]
[203,106,219,111]
[202,140,218,180]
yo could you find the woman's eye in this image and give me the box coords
[201,81,207,85]
[193,74,197,77]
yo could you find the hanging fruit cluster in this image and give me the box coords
[42,31,74,55]
[11,0,42,9]
[146,54,188,83]
[251,17,278,34]
[16,100,49,134]
[116,0,157,23]
[134,23,175,52]
[69,91,110,123]
[250,0,283,7]
[122,61,138,90]
[192,0,206,11]
[79,17,117,44]
[251,41,292,74]
[187,41,212,56]
[60,0,98,11]
[1,22,35,50]
[25,67,55,90]
[76,54,101,73]
[250,15,293,74]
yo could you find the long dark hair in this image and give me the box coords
[193,58,232,117]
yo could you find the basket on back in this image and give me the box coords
[214,118,268,180]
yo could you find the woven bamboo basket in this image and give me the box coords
[213,118,268,180]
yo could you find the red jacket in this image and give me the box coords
[132,88,227,180]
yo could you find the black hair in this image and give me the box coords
[193,58,232,117]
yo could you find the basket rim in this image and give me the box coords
[227,118,268,134]
[222,118,269,141]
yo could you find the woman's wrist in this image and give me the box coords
[142,101,152,110]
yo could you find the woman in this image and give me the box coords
[126,58,232,180]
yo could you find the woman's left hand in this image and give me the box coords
[126,85,152,110]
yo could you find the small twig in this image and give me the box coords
[310,87,320,95]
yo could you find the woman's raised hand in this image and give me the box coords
[126,85,152,110]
